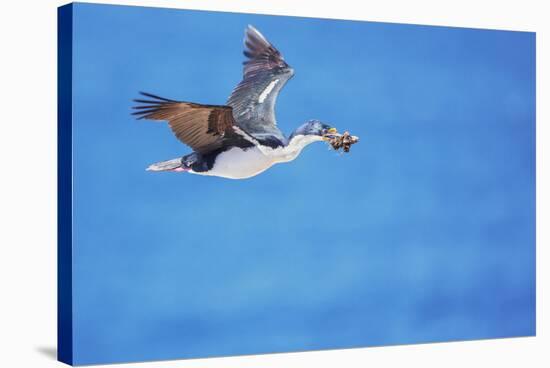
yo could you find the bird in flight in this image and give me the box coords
[133,25,341,179]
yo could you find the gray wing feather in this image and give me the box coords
[227,25,294,138]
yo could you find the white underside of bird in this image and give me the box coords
[192,134,324,179]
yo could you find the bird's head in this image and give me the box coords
[290,119,338,141]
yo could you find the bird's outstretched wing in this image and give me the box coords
[133,92,256,154]
[227,25,294,137]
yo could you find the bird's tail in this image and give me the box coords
[146,158,188,172]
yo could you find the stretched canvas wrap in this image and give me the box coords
[57,2,536,366]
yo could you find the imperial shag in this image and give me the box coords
[133,25,339,179]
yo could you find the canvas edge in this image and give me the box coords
[58,3,74,366]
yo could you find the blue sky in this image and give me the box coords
[69,3,535,365]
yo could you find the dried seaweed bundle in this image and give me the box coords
[326,131,359,153]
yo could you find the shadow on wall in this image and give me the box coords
[35,346,57,360]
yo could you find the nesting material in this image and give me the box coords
[327,131,359,153]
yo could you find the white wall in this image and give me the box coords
[0,1,546,367]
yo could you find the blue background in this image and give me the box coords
[70,3,536,365]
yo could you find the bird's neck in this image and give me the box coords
[273,134,323,162]
[287,133,324,148]
[255,134,322,163]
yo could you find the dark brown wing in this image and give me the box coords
[133,92,256,153]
